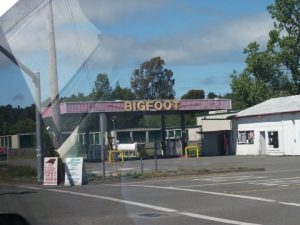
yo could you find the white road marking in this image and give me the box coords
[278,202,300,207]
[180,177,300,188]
[18,185,41,190]
[178,181,266,188]
[260,169,300,173]
[18,185,261,225]
[47,188,177,213]
[118,168,135,171]
[194,175,265,182]
[89,170,114,174]
[179,212,260,225]
[249,177,300,187]
[122,184,276,202]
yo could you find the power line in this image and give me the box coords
[64,0,93,92]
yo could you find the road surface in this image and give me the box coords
[2,156,300,224]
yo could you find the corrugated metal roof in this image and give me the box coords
[235,95,300,118]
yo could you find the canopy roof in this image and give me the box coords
[42,99,232,118]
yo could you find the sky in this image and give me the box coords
[0,0,275,107]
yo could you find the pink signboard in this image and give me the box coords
[43,157,58,185]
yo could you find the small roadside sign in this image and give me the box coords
[64,157,83,186]
[0,147,8,162]
[43,157,58,185]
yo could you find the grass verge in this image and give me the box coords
[0,164,37,181]
[88,167,265,182]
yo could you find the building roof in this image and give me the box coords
[235,95,300,118]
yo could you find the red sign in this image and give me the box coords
[0,148,7,154]
[43,157,58,185]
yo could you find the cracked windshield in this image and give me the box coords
[0,0,300,225]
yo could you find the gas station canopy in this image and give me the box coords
[42,99,232,118]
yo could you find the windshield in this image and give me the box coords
[1,0,300,225]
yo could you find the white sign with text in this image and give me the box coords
[64,157,83,186]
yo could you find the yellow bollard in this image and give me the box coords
[185,146,200,158]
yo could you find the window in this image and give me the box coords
[268,131,279,148]
[76,134,85,146]
[238,131,254,144]
[168,130,175,139]
[89,133,94,145]
[94,132,100,145]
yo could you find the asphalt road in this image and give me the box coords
[2,156,300,225]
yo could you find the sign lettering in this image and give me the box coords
[124,100,180,111]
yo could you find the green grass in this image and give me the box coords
[0,164,37,180]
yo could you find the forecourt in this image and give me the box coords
[3,156,300,225]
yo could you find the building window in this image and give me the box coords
[94,132,100,145]
[268,131,279,148]
[89,133,94,145]
[238,131,254,144]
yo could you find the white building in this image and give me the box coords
[232,95,300,156]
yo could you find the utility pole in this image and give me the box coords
[0,44,43,182]
[100,113,107,180]
[3,121,6,136]
[3,122,6,147]
[47,0,62,149]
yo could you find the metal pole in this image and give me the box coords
[100,113,107,180]
[161,113,166,157]
[3,122,6,147]
[3,122,6,136]
[34,72,43,183]
[140,156,144,175]
[154,140,158,172]
[0,44,43,182]
[181,113,186,155]
[47,0,62,149]
[112,116,116,148]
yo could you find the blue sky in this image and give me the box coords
[0,0,275,107]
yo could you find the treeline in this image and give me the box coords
[0,105,36,135]
[1,57,222,135]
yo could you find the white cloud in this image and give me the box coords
[6,1,273,68]
[2,0,274,100]
[78,0,168,25]
[87,13,273,67]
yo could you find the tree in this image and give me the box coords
[8,118,36,134]
[231,71,271,109]
[111,82,135,100]
[60,92,91,103]
[91,73,112,100]
[131,57,175,100]
[207,92,218,99]
[267,0,300,93]
[230,0,299,109]
[181,89,205,99]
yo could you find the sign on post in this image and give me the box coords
[64,157,83,186]
[43,157,58,185]
[0,147,8,162]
